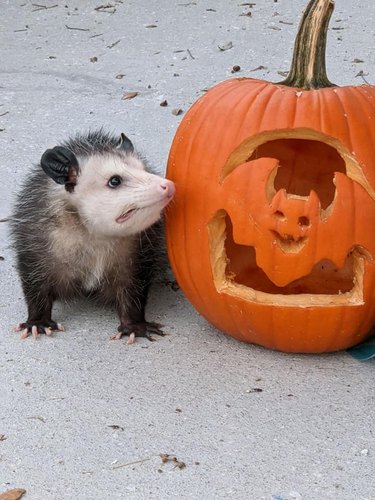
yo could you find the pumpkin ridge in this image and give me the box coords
[347,86,375,183]
[167,81,242,278]
[170,85,247,314]
[229,82,275,146]
[333,87,375,193]
[248,84,290,137]
[328,87,355,158]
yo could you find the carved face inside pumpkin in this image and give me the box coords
[208,129,375,306]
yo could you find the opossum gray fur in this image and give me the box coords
[10,129,175,343]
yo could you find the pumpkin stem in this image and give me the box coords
[279,0,336,89]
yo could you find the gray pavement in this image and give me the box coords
[0,1,374,499]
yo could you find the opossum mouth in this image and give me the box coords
[116,209,137,223]
[116,198,171,224]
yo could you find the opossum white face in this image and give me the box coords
[74,153,175,236]
[41,134,175,237]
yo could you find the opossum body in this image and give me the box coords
[11,130,175,342]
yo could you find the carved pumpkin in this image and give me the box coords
[165,0,375,353]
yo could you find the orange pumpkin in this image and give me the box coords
[165,0,375,353]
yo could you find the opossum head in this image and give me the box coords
[41,133,175,237]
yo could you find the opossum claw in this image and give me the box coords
[114,321,165,342]
[14,320,64,339]
[110,332,124,341]
[32,325,39,340]
[20,328,29,339]
[127,333,136,345]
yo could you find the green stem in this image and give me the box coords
[279,0,336,89]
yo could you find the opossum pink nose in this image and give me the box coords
[159,179,175,198]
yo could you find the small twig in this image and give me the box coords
[250,65,267,72]
[27,416,46,423]
[89,33,104,38]
[0,218,11,223]
[95,3,116,11]
[187,48,195,60]
[360,74,370,85]
[112,457,152,469]
[0,111,9,117]
[107,39,120,49]
[96,8,116,14]
[65,25,90,31]
[32,3,58,11]
[356,70,370,85]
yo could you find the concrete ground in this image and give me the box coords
[0,1,374,499]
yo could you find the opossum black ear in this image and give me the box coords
[41,147,78,190]
[118,133,134,153]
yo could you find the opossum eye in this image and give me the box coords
[108,176,122,188]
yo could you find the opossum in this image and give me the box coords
[10,129,175,343]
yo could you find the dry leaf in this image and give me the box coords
[0,489,26,500]
[115,74,125,79]
[160,100,168,107]
[174,458,186,469]
[122,92,138,100]
[90,56,98,63]
[172,108,183,116]
[159,453,186,469]
[108,425,124,431]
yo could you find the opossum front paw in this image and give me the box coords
[14,320,65,340]
[111,321,165,344]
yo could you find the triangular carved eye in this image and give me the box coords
[247,138,346,209]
